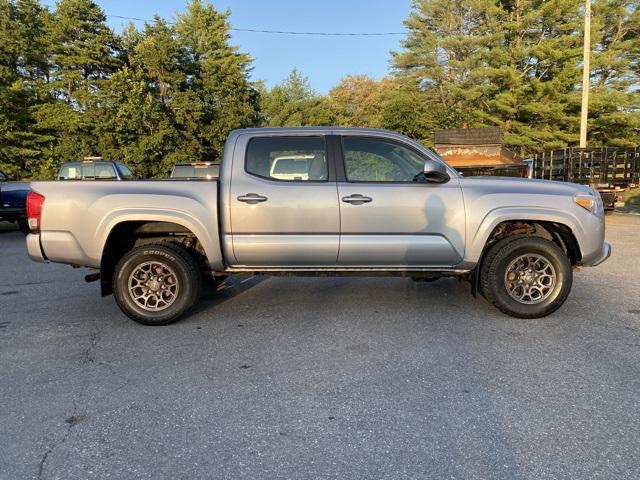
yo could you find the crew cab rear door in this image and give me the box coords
[336,135,465,267]
[227,133,340,266]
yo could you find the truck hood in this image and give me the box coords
[458,176,593,197]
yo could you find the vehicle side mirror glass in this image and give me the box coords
[423,159,450,184]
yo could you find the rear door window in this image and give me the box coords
[246,137,327,181]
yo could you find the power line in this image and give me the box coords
[106,14,406,36]
[109,14,148,23]
[231,28,405,36]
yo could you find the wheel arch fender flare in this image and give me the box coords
[468,207,583,297]
[96,208,224,271]
[468,207,583,264]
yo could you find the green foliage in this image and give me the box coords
[0,0,638,179]
[46,0,120,103]
[259,69,332,126]
[328,75,384,128]
[392,0,640,156]
[93,67,178,177]
[0,0,52,175]
[587,0,640,146]
[0,0,258,179]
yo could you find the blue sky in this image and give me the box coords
[43,0,413,93]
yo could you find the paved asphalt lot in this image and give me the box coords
[1,215,639,480]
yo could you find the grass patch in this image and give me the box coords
[623,188,640,206]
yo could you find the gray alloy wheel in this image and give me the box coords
[127,261,180,311]
[503,254,556,305]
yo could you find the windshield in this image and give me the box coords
[116,163,134,179]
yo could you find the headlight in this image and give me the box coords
[574,193,597,212]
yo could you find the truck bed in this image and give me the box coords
[29,180,222,269]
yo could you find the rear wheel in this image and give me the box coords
[113,243,201,325]
[480,236,572,318]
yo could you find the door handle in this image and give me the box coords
[237,193,268,204]
[342,194,372,205]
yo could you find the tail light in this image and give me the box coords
[26,191,45,232]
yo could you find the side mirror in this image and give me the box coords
[423,159,450,184]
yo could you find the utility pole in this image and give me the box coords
[579,0,591,148]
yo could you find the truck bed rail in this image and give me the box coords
[533,147,640,188]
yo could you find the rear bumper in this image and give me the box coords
[584,241,611,267]
[26,233,46,263]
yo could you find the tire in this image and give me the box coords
[480,236,572,319]
[112,243,201,325]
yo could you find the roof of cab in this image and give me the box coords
[230,126,401,136]
[226,126,423,148]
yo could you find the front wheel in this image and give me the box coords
[480,236,572,318]
[113,243,201,325]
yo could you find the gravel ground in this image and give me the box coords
[1,214,639,480]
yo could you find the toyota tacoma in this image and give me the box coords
[25,128,611,325]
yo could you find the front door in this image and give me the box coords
[336,135,465,267]
[228,135,340,267]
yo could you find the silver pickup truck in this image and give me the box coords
[25,127,611,325]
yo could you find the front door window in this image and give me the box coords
[342,137,424,183]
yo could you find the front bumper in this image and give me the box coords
[26,233,46,263]
[586,241,611,267]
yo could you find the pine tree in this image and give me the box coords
[481,0,585,155]
[94,0,260,174]
[173,0,259,159]
[129,17,183,107]
[393,0,640,154]
[0,0,52,177]
[392,0,504,129]
[29,0,120,176]
[587,0,640,146]
[46,0,119,104]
